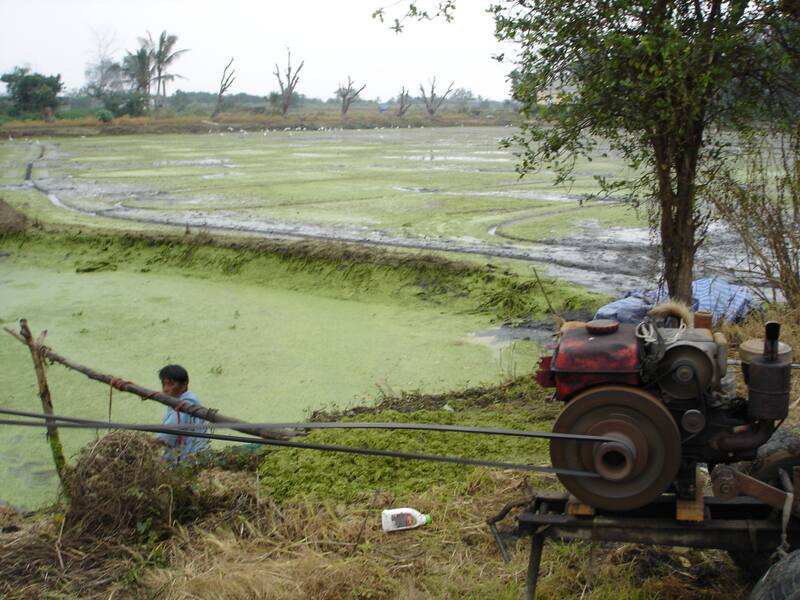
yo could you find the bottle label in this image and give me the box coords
[391,513,413,528]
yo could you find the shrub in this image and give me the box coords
[96,108,114,123]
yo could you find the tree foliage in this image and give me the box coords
[373,1,456,32]
[118,31,187,110]
[492,0,799,302]
[148,30,188,100]
[123,47,154,99]
[1,67,64,117]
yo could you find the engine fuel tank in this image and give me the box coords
[551,322,641,401]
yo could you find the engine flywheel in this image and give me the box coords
[550,385,681,511]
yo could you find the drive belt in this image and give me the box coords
[0,407,623,478]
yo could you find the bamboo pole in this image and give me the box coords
[4,323,294,441]
[15,319,66,481]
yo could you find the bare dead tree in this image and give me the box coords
[211,57,235,119]
[711,130,800,308]
[84,29,125,100]
[336,76,366,115]
[419,77,454,116]
[397,86,412,117]
[273,48,304,116]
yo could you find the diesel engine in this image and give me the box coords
[535,316,793,511]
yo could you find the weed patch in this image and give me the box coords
[1,229,605,322]
[261,379,559,503]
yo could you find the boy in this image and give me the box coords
[156,364,209,462]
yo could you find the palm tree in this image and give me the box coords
[122,47,153,100]
[149,31,188,101]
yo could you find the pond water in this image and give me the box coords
[0,261,540,509]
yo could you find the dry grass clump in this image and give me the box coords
[0,514,137,599]
[0,432,194,599]
[63,431,195,539]
[0,435,271,599]
[0,198,29,233]
[0,505,22,532]
[721,305,800,354]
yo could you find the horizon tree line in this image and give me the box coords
[3,31,469,120]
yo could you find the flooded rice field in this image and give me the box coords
[0,126,751,294]
[0,127,665,294]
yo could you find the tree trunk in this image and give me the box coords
[661,228,694,304]
[655,139,696,305]
[211,97,223,119]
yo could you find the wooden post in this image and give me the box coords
[17,319,66,482]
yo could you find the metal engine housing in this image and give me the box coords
[536,318,792,511]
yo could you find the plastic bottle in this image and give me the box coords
[381,507,431,532]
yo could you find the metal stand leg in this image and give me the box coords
[524,532,544,600]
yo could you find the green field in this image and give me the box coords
[0,127,645,244]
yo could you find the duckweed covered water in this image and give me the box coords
[0,237,550,509]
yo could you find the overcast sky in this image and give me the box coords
[0,0,515,101]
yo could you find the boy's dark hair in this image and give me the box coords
[158,364,189,384]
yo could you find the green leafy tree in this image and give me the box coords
[373,1,456,32]
[492,0,798,302]
[122,46,154,102]
[1,67,64,119]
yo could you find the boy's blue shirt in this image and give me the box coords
[156,389,209,461]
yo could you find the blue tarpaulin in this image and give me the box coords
[594,277,757,325]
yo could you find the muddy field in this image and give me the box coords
[0,127,751,295]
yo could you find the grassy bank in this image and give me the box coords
[1,228,605,322]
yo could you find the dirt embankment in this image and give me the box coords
[0,111,519,138]
[0,199,29,234]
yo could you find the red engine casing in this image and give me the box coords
[537,323,642,401]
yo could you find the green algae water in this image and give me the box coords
[0,256,540,509]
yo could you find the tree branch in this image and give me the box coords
[5,324,296,441]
